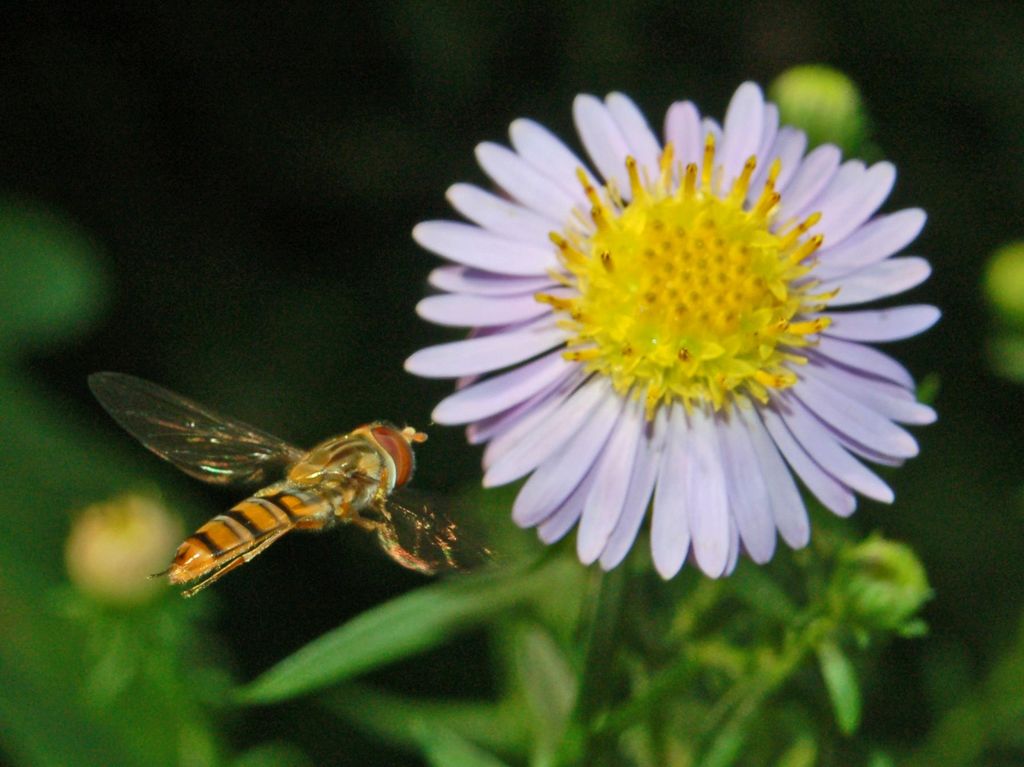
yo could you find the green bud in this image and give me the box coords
[769,65,867,153]
[984,241,1024,326]
[835,535,932,635]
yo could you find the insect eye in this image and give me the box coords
[370,426,415,487]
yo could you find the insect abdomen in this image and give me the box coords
[165,490,329,585]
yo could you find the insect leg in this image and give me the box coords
[329,467,391,532]
[337,501,381,532]
[346,463,393,531]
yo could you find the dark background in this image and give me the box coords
[1,2,1023,765]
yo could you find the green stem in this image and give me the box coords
[592,648,698,737]
[556,565,628,766]
[592,578,731,740]
[698,617,832,767]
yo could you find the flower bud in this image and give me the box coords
[985,241,1024,326]
[769,65,866,153]
[66,494,182,606]
[835,535,931,635]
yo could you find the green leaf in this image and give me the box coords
[816,641,862,735]
[323,683,530,756]
[236,559,570,705]
[417,725,512,767]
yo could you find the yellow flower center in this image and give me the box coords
[538,136,835,416]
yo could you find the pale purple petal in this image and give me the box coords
[485,377,607,488]
[814,208,927,279]
[761,405,857,517]
[573,94,631,196]
[793,374,918,459]
[720,82,765,190]
[737,405,810,548]
[446,183,560,244]
[405,321,565,378]
[475,142,578,224]
[832,432,906,467]
[757,103,780,163]
[812,162,896,247]
[511,390,623,527]
[606,92,662,178]
[818,257,931,307]
[475,372,582,451]
[536,467,597,544]
[776,396,895,503]
[744,106,781,205]
[686,407,731,578]
[825,305,941,342]
[428,266,557,296]
[774,145,841,225]
[509,118,593,204]
[719,409,776,564]
[432,351,573,425]
[416,293,552,327]
[814,336,916,389]
[651,404,691,579]
[413,221,557,276]
[577,397,644,564]
[599,409,664,570]
[757,126,807,197]
[802,356,936,425]
[798,159,865,221]
[724,517,741,576]
[663,100,702,167]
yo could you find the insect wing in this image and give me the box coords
[89,372,305,485]
[373,492,492,575]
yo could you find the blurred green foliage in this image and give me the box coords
[0,203,223,766]
[1,3,1024,766]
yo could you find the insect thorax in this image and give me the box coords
[286,432,397,511]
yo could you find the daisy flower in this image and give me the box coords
[405,82,938,578]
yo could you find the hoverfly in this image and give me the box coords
[89,372,488,597]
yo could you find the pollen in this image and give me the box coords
[537,136,832,416]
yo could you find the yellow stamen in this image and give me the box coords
[544,145,833,416]
[701,133,716,191]
[683,162,698,199]
[626,156,645,201]
[730,155,758,202]
[658,143,675,193]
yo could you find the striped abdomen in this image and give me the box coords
[166,488,333,585]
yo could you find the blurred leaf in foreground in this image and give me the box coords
[416,725,512,767]
[236,557,577,705]
[324,683,531,758]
